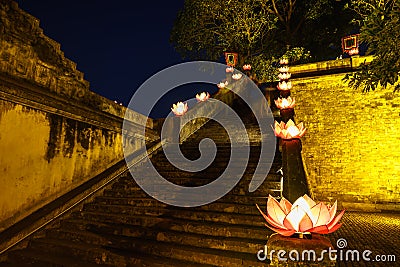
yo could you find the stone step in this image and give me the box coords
[92,196,265,215]
[27,232,265,266]
[44,225,266,255]
[75,205,265,227]
[5,247,113,267]
[20,237,216,267]
[60,216,272,242]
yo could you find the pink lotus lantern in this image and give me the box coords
[232,73,242,80]
[226,67,234,73]
[196,92,210,102]
[275,96,296,109]
[171,101,188,116]
[280,58,289,65]
[273,119,306,139]
[278,66,289,73]
[217,81,228,89]
[257,194,345,237]
[278,72,291,80]
[277,81,292,91]
[243,64,252,71]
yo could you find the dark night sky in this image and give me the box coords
[14,0,214,118]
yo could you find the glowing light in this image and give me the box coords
[277,81,292,91]
[278,72,291,80]
[232,73,242,80]
[280,58,289,65]
[217,81,228,89]
[171,101,188,116]
[226,67,234,73]
[273,119,306,139]
[348,48,359,56]
[278,66,289,73]
[243,64,252,71]
[275,96,295,109]
[257,194,345,237]
[196,92,210,102]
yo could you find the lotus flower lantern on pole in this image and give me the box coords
[272,57,309,203]
[171,101,188,117]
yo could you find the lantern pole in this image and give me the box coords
[275,58,309,202]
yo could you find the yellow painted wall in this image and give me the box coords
[291,71,400,210]
[0,99,130,231]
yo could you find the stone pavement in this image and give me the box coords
[326,211,400,267]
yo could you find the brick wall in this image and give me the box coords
[291,67,400,211]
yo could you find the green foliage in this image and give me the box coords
[171,0,355,83]
[170,0,277,62]
[344,0,400,92]
[282,47,312,65]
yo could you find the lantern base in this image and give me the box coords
[291,232,312,239]
[266,233,336,266]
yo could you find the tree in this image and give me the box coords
[170,0,278,62]
[344,0,400,92]
[170,0,354,82]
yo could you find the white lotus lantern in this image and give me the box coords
[275,96,296,109]
[171,101,188,116]
[277,81,292,91]
[232,73,242,80]
[196,92,210,102]
[257,194,345,237]
[273,119,306,139]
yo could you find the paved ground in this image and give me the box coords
[325,211,400,267]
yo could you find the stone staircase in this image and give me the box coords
[1,110,281,266]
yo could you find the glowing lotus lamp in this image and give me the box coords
[196,92,210,102]
[232,73,242,80]
[280,58,289,65]
[171,101,188,116]
[257,194,345,237]
[278,66,289,73]
[273,119,306,139]
[275,96,296,109]
[243,64,252,71]
[217,81,228,89]
[226,67,234,73]
[277,81,292,91]
[278,72,291,80]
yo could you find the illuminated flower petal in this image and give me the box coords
[272,119,306,139]
[279,197,292,214]
[278,72,291,80]
[275,96,295,109]
[257,194,345,236]
[265,224,296,237]
[298,213,314,232]
[196,92,210,102]
[280,58,289,65]
[243,64,252,71]
[232,73,242,80]
[328,201,338,224]
[284,205,307,232]
[278,66,289,73]
[226,67,234,73]
[171,101,188,116]
[256,204,286,229]
[327,209,346,231]
[310,202,331,227]
[267,195,286,225]
[217,81,228,89]
[277,81,292,91]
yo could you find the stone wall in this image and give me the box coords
[0,0,158,231]
[290,57,400,211]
